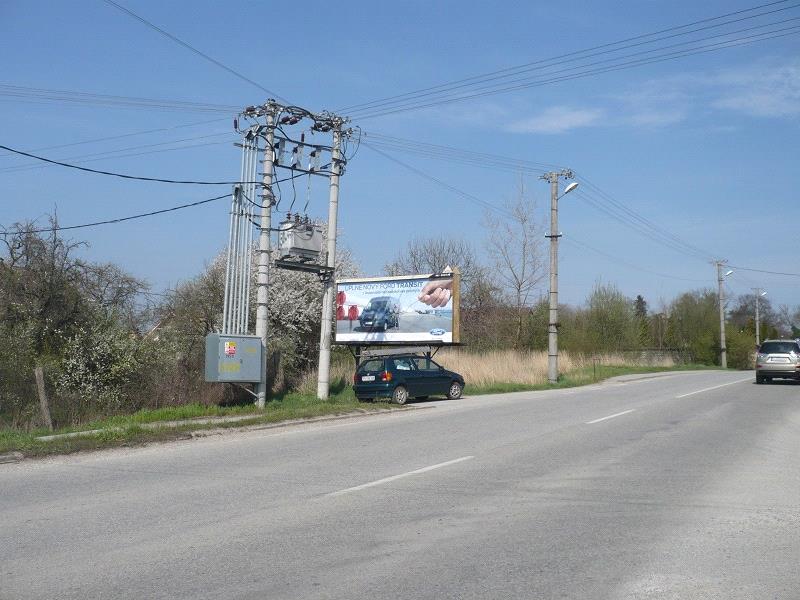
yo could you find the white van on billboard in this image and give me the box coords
[335,272,460,345]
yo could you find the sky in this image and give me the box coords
[1,0,799,315]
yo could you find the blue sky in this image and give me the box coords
[1,0,798,313]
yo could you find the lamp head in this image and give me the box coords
[563,182,579,195]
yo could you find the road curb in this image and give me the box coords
[189,405,428,438]
[0,451,24,464]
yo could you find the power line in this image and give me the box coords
[0,117,228,159]
[573,174,715,262]
[563,237,708,283]
[362,131,715,263]
[338,0,796,114]
[101,0,289,104]
[0,133,235,174]
[361,141,514,218]
[0,172,309,237]
[0,194,230,235]
[0,144,256,185]
[349,24,800,120]
[0,83,238,113]
[362,141,713,285]
[729,265,800,277]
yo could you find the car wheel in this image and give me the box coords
[447,381,463,399]
[392,385,409,405]
[756,375,764,384]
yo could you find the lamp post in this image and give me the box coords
[716,262,733,368]
[542,172,578,384]
[753,288,767,346]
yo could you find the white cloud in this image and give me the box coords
[712,62,800,118]
[614,81,692,128]
[508,106,604,134]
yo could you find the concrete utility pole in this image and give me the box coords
[317,123,344,400]
[255,105,277,408]
[716,260,730,369]
[541,169,575,384]
[753,288,766,346]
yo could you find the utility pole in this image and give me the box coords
[255,103,277,408]
[715,260,729,369]
[317,120,346,400]
[541,169,575,384]
[752,288,766,346]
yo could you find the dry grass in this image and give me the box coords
[434,349,675,387]
[297,349,677,392]
[296,360,354,396]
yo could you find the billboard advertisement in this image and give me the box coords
[335,273,460,345]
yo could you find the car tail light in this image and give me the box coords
[353,372,358,384]
[381,370,392,382]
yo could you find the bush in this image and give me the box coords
[56,320,142,415]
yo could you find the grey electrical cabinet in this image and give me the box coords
[204,333,262,383]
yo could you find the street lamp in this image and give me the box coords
[716,262,732,368]
[543,171,578,384]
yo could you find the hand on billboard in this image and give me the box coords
[418,279,452,308]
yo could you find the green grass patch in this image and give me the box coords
[1,365,720,459]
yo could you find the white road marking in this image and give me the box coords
[327,456,475,497]
[586,409,635,425]
[675,377,752,398]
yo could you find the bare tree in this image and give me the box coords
[384,237,479,286]
[483,181,545,347]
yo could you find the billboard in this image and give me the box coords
[335,273,460,345]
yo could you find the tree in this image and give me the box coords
[666,289,719,364]
[384,237,480,287]
[585,283,639,351]
[634,294,650,347]
[0,217,151,426]
[483,181,545,348]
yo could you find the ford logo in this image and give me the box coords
[429,328,446,336]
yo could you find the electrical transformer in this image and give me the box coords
[204,333,262,383]
[278,217,323,261]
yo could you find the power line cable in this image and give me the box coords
[101,0,289,104]
[573,173,715,261]
[363,132,715,263]
[362,141,711,284]
[0,194,230,235]
[338,0,795,114]
[0,83,238,113]
[0,172,307,236]
[361,142,514,218]
[729,265,800,277]
[0,132,235,174]
[563,237,708,282]
[0,144,257,185]
[351,26,800,120]
[0,117,228,159]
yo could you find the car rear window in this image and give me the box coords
[760,342,800,354]
[358,359,384,373]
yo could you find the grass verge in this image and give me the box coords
[1,364,717,459]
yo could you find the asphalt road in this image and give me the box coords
[2,371,799,599]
